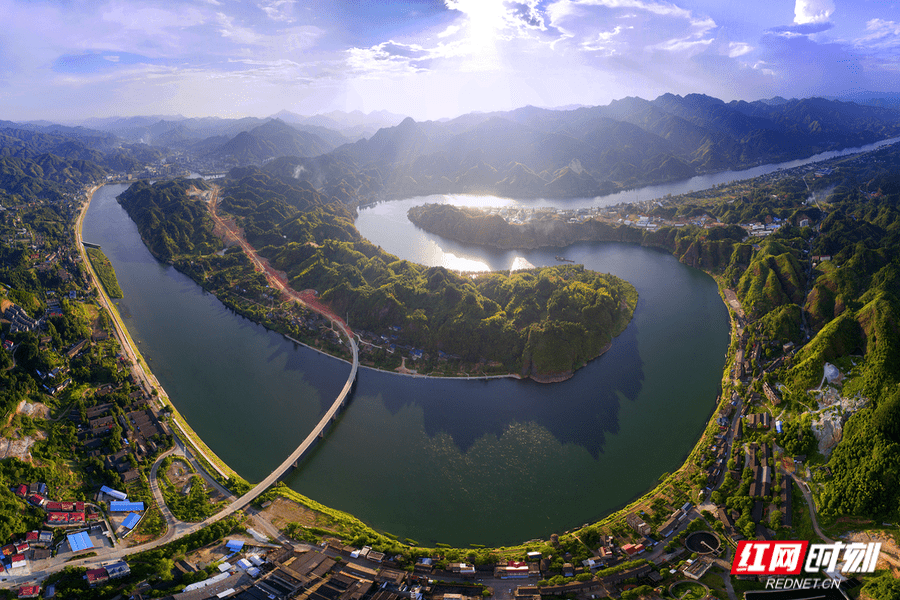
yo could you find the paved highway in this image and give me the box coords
[16,183,361,585]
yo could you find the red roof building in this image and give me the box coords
[15,484,27,497]
[14,542,28,553]
[25,531,39,542]
[17,585,40,599]
[86,568,109,585]
[46,512,68,524]
[1,544,15,556]
[68,512,85,523]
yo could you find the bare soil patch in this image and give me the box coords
[0,436,36,460]
[165,457,194,489]
[260,497,331,531]
[844,530,900,570]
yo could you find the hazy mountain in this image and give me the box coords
[319,94,900,199]
[271,109,408,142]
[15,93,896,201]
[209,118,335,164]
[827,90,900,109]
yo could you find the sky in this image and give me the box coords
[1,0,899,122]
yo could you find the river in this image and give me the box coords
[81,134,890,546]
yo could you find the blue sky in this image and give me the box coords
[1,0,898,122]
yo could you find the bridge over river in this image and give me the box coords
[54,184,360,573]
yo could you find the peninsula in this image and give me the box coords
[116,170,637,381]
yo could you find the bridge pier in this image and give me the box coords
[215,330,358,523]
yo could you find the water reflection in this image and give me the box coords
[371,313,642,459]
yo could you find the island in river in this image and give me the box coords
[116,170,637,382]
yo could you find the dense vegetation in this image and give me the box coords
[690,154,900,523]
[408,202,749,261]
[117,178,221,262]
[117,170,637,379]
[86,247,123,298]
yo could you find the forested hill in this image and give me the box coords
[116,169,638,381]
[0,125,165,202]
[282,94,900,200]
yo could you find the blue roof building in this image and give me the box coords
[109,501,144,512]
[100,486,127,501]
[121,513,141,530]
[67,532,94,553]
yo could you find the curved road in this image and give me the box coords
[50,183,359,575]
[782,469,834,544]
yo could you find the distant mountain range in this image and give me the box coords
[827,90,900,110]
[314,93,900,199]
[3,93,900,200]
[66,109,408,149]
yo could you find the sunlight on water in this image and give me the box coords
[419,238,490,271]
[441,252,491,271]
[510,256,535,271]
[440,193,519,209]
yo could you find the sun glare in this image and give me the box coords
[447,0,506,70]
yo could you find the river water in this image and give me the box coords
[83,137,891,546]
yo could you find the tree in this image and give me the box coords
[742,520,756,539]
[862,572,900,600]
[769,510,782,530]
[155,557,175,581]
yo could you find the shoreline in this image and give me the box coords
[77,183,244,485]
[359,134,900,209]
[285,333,522,380]
[82,179,737,552]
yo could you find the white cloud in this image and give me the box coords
[856,18,900,48]
[259,0,296,22]
[547,0,717,55]
[214,11,321,51]
[752,61,775,77]
[690,17,716,37]
[650,36,713,53]
[100,2,207,40]
[727,42,753,57]
[346,42,429,77]
[216,12,264,45]
[437,24,461,38]
[794,0,834,25]
[563,0,690,19]
[581,25,630,53]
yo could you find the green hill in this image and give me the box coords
[117,170,637,381]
